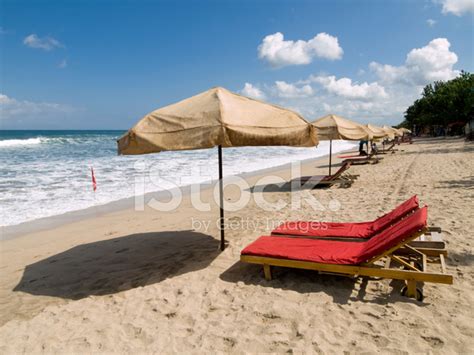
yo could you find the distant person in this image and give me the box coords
[371,141,378,153]
[359,140,368,155]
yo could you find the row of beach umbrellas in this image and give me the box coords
[117,87,410,250]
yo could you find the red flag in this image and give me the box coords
[91,167,97,192]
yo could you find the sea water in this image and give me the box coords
[0,130,356,226]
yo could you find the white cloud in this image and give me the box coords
[309,75,387,100]
[58,59,68,68]
[426,18,437,26]
[239,37,461,125]
[370,38,459,86]
[240,83,266,100]
[273,81,314,98]
[258,32,343,67]
[0,93,73,120]
[23,34,64,51]
[438,0,474,16]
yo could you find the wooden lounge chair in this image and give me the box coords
[293,161,356,189]
[241,207,452,300]
[271,195,446,254]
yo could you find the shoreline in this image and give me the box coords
[1,144,357,240]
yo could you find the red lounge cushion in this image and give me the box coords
[272,195,419,239]
[272,221,374,238]
[371,195,419,232]
[243,207,427,265]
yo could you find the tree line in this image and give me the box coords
[398,71,473,135]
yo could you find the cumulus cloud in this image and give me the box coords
[240,83,266,100]
[426,19,437,26]
[370,38,459,86]
[273,81,314,98]
[239,37,461,125]
[258,32,343,67]
[23,34,64,51]
[308,75,387,100]
[0,93,73,120]
[438,0,474,16]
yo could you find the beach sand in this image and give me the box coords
[1,137,473,353]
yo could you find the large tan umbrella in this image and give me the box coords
[312,114,372,175]
[398,127,412,134]
[118,86,318,250]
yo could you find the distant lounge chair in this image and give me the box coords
[293,161,356,188]
[241,207,452,300]
[342,151,381,165]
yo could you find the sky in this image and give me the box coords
[1,0,473,129]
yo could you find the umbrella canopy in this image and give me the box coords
[366,124,388,139]
[383,125,403,138]
[312,114,372,141]
[312,114,372,175]
[118,87,318,250]
[118,86,317,155]
[398,127,412,134]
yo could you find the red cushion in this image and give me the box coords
[242,207,427,265]
[272,221,374,238]
[272,195,419,239]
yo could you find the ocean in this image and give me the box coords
[0,130,357,227]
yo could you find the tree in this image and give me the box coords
[400,71,474,134]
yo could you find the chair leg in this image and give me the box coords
[263,264,272,281]
[406,280,417,298]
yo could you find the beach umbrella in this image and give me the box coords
[118,87,318,250]
[366,124,388,139]
[383,125,402,139]
[312,114,372,175]
[398,127,412,134]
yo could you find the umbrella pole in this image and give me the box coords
[218,145,225,251]
[328,139,332,176]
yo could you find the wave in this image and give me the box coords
[0,137,45,147]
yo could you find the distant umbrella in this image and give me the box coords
[312,114,372,175]
[366,124,388,139]
[118,87,318,250]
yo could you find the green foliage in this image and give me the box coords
[401,71,474,131]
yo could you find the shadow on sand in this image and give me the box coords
[220,261,427,305]
[14,230,219,300]
[436,176,474,190]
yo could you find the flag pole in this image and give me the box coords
[218,145,225,251]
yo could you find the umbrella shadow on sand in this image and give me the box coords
[220,261,427,305]
[14,230,219,300]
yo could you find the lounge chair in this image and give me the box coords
[341,151,381,165]
[241,207,452,300]
[294,161,356,188]
[271,195,446,254]
[272,195,419,239]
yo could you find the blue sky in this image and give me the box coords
[1,0,473,129]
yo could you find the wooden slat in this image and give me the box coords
[391,255,420,271]
[366,230,426,264]
[240,255,453,284]
[440,254,446,274]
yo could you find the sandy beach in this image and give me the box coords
[1,137,473,353]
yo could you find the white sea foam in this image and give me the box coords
[0,137,44,147]
[0,132,357,227]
